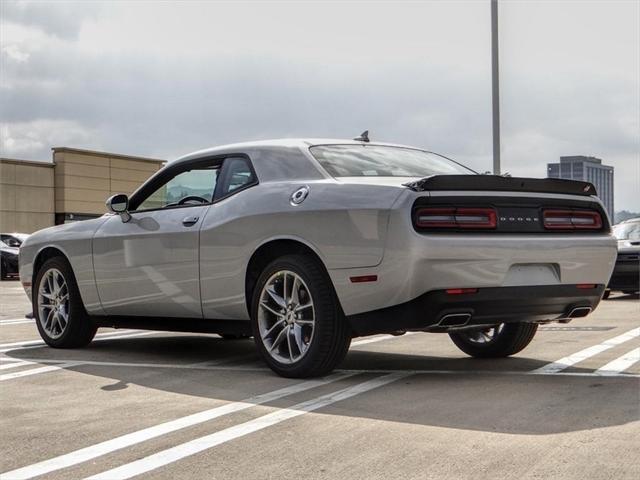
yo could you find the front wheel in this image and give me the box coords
[33,257,97,348]
[251,254,351,378]
[449,323,538,358]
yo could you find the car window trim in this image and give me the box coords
[129,157,222,213]
[128,153,259,213]
[213,155,259,203]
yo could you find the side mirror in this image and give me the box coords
[106,194,131,223]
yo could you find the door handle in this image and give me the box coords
[182,215,199,227]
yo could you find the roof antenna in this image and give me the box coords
[353,130,370,143]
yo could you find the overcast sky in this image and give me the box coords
[1,0,638,210]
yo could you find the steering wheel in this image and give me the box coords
[177,195,209,206]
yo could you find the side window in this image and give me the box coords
[217,157,257,198]
[135,165,219,211]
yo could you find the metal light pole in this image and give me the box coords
[491,0,501,175]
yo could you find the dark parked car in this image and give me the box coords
[604,218,640,298]
[1,233,29,280]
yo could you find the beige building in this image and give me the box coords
[0,148,165,233]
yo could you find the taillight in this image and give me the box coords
[415,207,497,229]
[543,209,602,230]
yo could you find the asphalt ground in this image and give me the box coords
[1,279,638,480]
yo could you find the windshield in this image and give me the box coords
[613,222,640,241]
[309,145,475,178]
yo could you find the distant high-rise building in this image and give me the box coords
[547,156,614,217]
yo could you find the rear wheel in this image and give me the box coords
[251,254,351,378]
[602,289,611,299]
[33,257,97,348]
[449,323,538,358]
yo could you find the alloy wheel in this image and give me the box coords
[37,268,70,339]
[258,270,315,364]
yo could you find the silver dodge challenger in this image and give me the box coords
[18,138,617,377]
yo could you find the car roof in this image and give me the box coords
[172,138,423,164]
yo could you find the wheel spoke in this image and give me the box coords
[293,323,305,355]
[51,314,60,334]
[260,302,283,318]
[46,272,54,295]
[291,276,300,306]
[58,315,67,331]
[295,319,314,326]
[294,302,312,312]
[44,309,55,330]
[266,287,286,308]
[269,327,288,352]
[286,327,294,361]
[262,318,285,340]
[54,271,64,295]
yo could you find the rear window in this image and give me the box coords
[309,145,474,178]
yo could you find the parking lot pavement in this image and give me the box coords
[1,280,638,480]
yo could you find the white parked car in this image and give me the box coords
[19,138,617,377]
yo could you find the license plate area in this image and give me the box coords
[503,263,560,286]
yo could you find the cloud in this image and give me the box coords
[0,1,637,210]
[0,0,102,40]
[0,119,100,158]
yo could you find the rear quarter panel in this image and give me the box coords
[199,180,404,319]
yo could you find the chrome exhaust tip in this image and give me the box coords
[438,313,472,327]
[568,306,592,318]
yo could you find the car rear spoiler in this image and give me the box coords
[403,175,598,196]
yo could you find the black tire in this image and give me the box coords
[449,323,538,358]
[602,289,611,299]
[0,258,7,280]
[33,256,97,348]
[250,254,351,378]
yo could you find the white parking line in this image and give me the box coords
[595,347,640,376]
[85,372,408,480]
[0,330,140,348]
[1,372,355,480]
[5,356,639,378]
[0,319,33,325]
[0,362,81,381]
[532,327,640,374]
[0,331,158,353]
[0,359,35,370]
[3,357,268,372]
[351,332,418,347]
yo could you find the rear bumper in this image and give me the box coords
[347,284,604,336]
